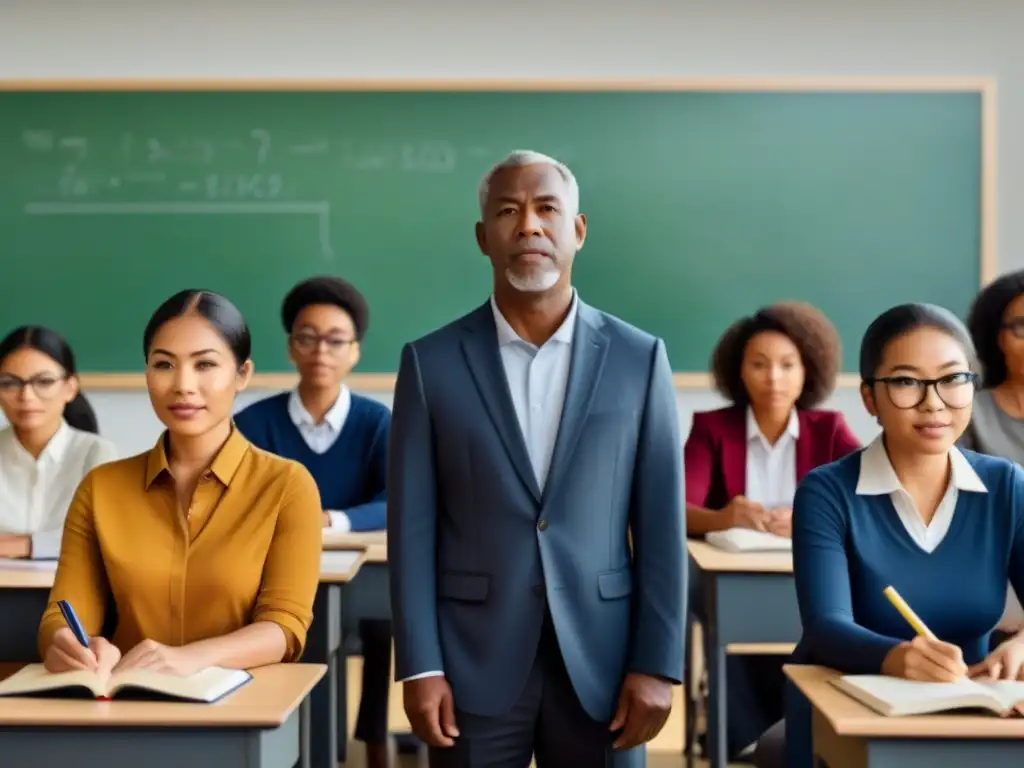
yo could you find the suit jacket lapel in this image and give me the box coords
[542,304,609,502]
[461,304,542,502]
[722,407,748,502]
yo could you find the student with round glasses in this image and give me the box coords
[0,326,116,559]
[235,276,394,768]
[752,303,1024,768]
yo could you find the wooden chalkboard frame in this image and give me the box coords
[1,77,997,392]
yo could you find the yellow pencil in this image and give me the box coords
[883,585,938,640]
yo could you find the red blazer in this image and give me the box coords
[684,405,861,510]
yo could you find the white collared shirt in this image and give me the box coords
[745,407,799,508]
[855,437,988,552]
[490,291,577,491]
[287,386,352,531]
[403,292,579,683]
[0,421,118,559]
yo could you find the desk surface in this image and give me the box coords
[322,530,387,563]
[0,560,57,588]
[319,549,366,582]
[785,664,1024,739]
[688,539,793,573]
[0,553,365,589]
[0,661,325,727]
[322,529,385,548]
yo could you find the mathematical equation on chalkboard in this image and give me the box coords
[19,128,562,203]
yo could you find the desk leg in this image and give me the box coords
[299,695,312,768]
[705,631,727,768]
[703,573,728,768]
[307,584,340,768]
[337,584,349,763]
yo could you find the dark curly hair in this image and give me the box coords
[966,270,1024,388]
[710,301,841,409]
[281,276,369,341]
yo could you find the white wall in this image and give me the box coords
[3,0,1021,455]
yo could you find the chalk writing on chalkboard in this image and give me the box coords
[21,128,462,174]
[23,200,336,262]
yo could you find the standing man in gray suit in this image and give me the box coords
[388,149,685,766]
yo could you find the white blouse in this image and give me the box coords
[0,421,118,559]
[744,406,799,508]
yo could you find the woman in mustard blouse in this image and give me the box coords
[38,290,323,676]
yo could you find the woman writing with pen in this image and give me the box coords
[37,290,322,676]
[753,304,1024,768]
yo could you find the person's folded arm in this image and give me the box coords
[683,413,733,534]
[239,463,323,664]
[793,473,902,673]
[336,414,390,531]
[37,472,109,656]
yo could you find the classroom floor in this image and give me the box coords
[343,657,753,768]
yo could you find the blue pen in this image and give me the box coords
[57,600,90,648]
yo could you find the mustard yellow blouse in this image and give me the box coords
[38,427,322,662]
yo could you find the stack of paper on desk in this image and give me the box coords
[704,527,792,553]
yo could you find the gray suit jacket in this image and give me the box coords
[387,299,685,721]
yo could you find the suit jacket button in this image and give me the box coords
[537,520,548,531]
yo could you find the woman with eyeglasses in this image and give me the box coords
[234,276,394,768]
[753,303,1024,768]
[0,326,117,559]
[962,270,1024,641]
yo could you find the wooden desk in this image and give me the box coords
[0,555,364,768]
[320,549,367,581]
[322,529,386,553]
[786,664,1024,767]
[0,661,324,768]
[687,540,799,768]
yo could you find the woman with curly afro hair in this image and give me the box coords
[684,301,860,761]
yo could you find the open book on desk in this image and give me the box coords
[0,663,251,703]
[832,674,1024,717]
[704,527,792,553]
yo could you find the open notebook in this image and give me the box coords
[832,674,1024,717]
[0,663,252,703]
[704,527,792,553]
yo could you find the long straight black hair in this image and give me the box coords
[0,326,99,434]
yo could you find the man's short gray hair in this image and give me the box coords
[477,150,580,218]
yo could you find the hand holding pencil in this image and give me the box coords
[880,585,967,682]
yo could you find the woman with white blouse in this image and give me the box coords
[0,326,117,559]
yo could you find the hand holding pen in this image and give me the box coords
[880,585,967,682]
[42,600,120,675]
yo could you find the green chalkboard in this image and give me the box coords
[0,87,985,374]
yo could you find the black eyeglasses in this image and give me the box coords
[865,372,979,410]
[0,372,69,400]
[290,332,356,355]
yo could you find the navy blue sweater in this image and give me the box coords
[234,392,390,531]
[786,448,1024,766]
